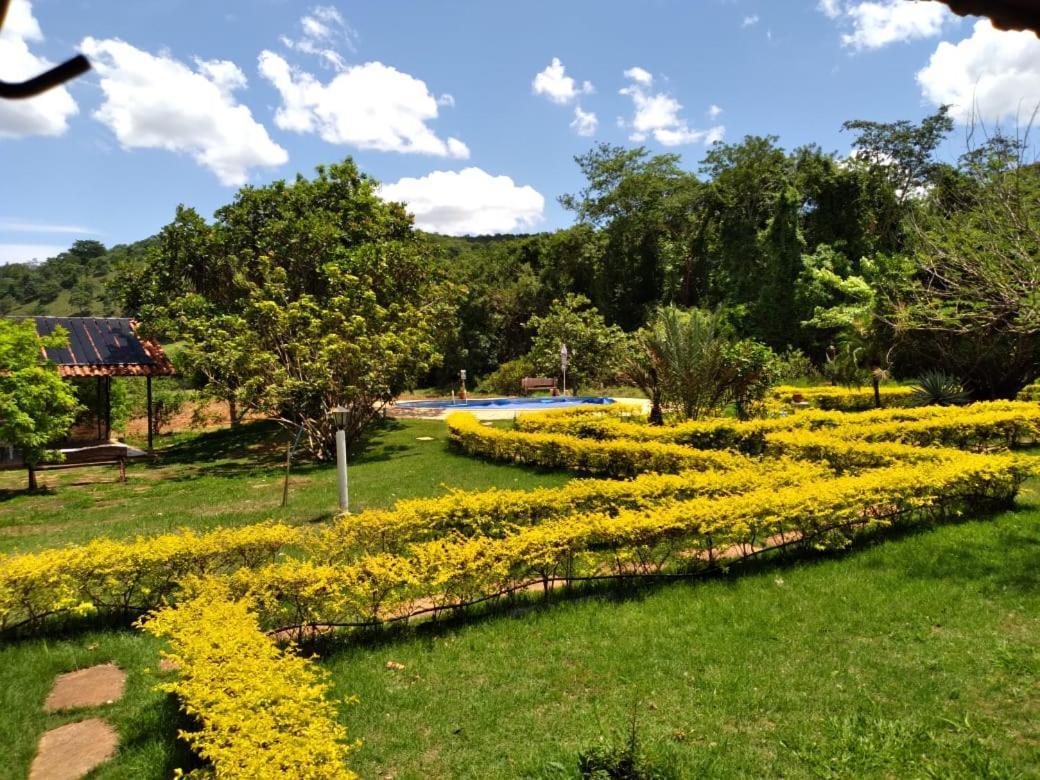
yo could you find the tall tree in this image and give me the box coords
[0,321,79,489]
[123,159,458,457]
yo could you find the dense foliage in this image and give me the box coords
[27,106,1037,443]
[0,320,79,484]
[116,160,456,457]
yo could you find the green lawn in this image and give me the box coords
[1,421,1038,778]
[320,490,1040,778]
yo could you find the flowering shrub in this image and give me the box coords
[770,384,915,410]
[0,522,295,633]
[140,581,357,779]
[446,412,748,476]
[219,451,1031,631]
[312,459,830,558]
[515,401,1040,453]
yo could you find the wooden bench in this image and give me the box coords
[520,377,558,395]
[30,444,137,485]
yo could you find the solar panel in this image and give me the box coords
[33,317,154,366]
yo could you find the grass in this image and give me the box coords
[0,421,1037,778]
[0,418,571,555]
[321,490,1040,778]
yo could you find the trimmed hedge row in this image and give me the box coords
[0,522,295,633]
[446,412,749,476]
[770,384,915,410]
[221,452,1031,631]
[141,583,357,779]
[514,401,1040,452]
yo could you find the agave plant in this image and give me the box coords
[911,371,969,407]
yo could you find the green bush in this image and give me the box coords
[479,357,535,395]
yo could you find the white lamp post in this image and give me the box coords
[560,343,569,395]
[460,368,467,401]
[330,406,350,512]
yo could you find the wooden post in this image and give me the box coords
[146,375,153,452]
[118,458,126,483]
[281,439,292,508]
[96,376,103,441]
[104,376,112,441]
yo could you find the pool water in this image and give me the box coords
[395,396,615,411]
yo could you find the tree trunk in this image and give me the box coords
[229,397,238,426]
[27,466,37,491]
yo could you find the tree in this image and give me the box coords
[881,136,1040,398]
[755,184,806,349]
[560,144,703,327]
[68,278,98,316]
[525,294,625,394]
[125,159,456,458]
[0,320,79,489]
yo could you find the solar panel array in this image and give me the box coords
[30,317,156,368]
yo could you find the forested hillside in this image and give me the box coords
[0,238,154,316]
[13,106,1040,401]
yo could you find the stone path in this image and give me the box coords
[29,663,126,780]
[29,719,118,780]
[43,663,125,712]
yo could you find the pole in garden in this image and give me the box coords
[560,343,569,395]
[330,406,350,512]
[460,368,467,401]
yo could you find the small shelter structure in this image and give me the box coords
[27,316,175,451]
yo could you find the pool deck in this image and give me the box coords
[387,397,651,421]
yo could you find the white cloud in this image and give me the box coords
[80,37,287,186]
[708,104,723,119]
[620,69,723,147]
[819,1,953,50]
[742,14,760,27]
[259,51,469,159]
[0,219,101,234]
[532,57,593,105]
[0,0,78,139]
[818,0,842,19]
[378,167,544,235]
[623,66,653,86]
[280,4,357,71]
[570,106,598,136]
[0,243,66,264]
[918,20,1040,124]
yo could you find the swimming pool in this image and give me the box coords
[395,396,615,411]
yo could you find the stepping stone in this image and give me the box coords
[43,663,125,712]
[29,718,118,780]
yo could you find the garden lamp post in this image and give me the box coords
[560,343,569,395]
[330,406,350,512]
[460,368,467,401]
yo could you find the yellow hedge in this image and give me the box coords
[141,581,356,779]
[446,412,748,476]
[0,522,296,633]
[516,401,1040,452]
[770,384,915,410]
[225,451,1031,631]
[312,459,830,557]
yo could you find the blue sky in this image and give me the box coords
[1,0,1038,263]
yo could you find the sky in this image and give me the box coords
[1,0,1039,264]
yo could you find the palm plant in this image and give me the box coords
[910,371,969,406]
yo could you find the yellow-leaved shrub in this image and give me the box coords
[140,580,357,779]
